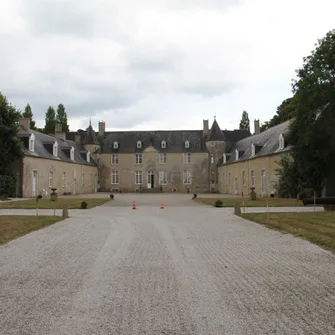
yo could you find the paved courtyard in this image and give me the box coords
[0,196,334,334]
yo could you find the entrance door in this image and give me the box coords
[32,170,37,197]
[147,171,155,189]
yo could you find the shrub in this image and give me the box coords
[214,199,223,207]
[81,201,88,209]
[110,194,114,199]
[0,175,16,198]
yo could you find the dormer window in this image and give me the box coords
[161,141,166,148]
[29,134,35,152]
[185,140,190,148]
[251,143,255,157]
[137,141,142,149]
[53,141,58,157]
[223,153,227,164]
[70,147,75,160]
[113,141,119,149]
[87,151,91,163]
[235,149,239,160]
[279,134,285,150]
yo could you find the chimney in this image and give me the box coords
[98,121,105,137]
[54,123,66,140]
[19,118,30,131]
[75,134,82,143]
[254,119,260,134]
[203,119,209,136]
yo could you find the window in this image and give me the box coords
[242,171,246,186]
[135,153,142,164]
[183,170,192,184]
[185,140,190,148]
[161,141,166,148]
[29,134,35,152]
[135,171,143,184]
[62,172,66,188]
[261,169,267,194]
[137,141,142,149]
[81,173,84,187]
[251,143,255,156]
[184,153,191,164]
[87,151,91,163]
[159,171,167,185]
[70,147,75,160]
[113,141,119,149]
[251,170,255,187]
[111,170,119,184]
[211,155,214,164]
[111,154,119,165]
[235,149,239,160]
[89,174,92,186]
[228,172,231,185]
[279,134,285,150]
[53,141,58,157]
[48,172,53,188]
[222,173,226,185]
[223,153,226,164]
[160,153,167,164]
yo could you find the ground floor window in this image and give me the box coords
[251,170,255,187]
[183,170,192,184]
[81,173,84,187]
[135,171,143,185]
[159,171,167,185]
[62,172,67,188]
[89,174,92,186]
[111,170,119,184]
[48,171,53,188]
[242,171,246,186]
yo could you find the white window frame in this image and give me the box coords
[113,141,119,149]
[70,147,75,160]
[137,141,142,149]
[235,149,239,160]
[183,170,192,184]
[135,153,143,164]
[185,140,190,148]
[87,151,91,163]
[223,153,226,164]
[48,171,53,188]
[111,170,119,184]
[53,141,58,157]
[29,134,35,152]
[251,170,255,187]
[159,153,167,164]
[81,173,84,187]
[161,141,166,148]
[183,152,191,164]
[251,143,255,157]
[62,172,66,188]
[279,134,285,150]
[159,171,167,185]
[261,169,267,195]
[111,154,119,165]
[135,171,143,185]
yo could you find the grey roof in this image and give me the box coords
[83,125,99,145]
[207,119,226,141]
[222,120,292,165]
[18,126,97,166]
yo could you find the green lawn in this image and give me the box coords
[0,215,64,245]
[197,196,308,207]
[0,198,111,209]
[240,212,335,252]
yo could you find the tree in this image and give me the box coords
[287,29,335,194]
[56,104,69,132]
[239,111,250,131]
[21,103,37,130]
[44,106,56,134]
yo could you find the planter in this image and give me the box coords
[50,188,58,201]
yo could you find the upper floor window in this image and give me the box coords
[87,151,91,163]
[70,147,75,160]
[53,141,58,157]
[29,134,35,152]
[161,141,166,148]
[185,140,190,148]
[111,154,119,165]
[223,153,226,164]
[137,140,142,149]
[135,153,142,164]
[160,153,167,164]
[184,152,191,164]
[113,141,119,149]
[251,143,255,157]
[279,134,285,150]
[235,149,239,160]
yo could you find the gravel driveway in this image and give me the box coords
[0,205,334,334]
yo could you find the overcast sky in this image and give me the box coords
[1,0,334,132]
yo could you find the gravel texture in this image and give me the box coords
[0,203,334,335]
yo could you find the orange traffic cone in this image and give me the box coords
[132,201,136,210]
[160,201,164,209]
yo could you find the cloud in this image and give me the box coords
[1,0,335,132]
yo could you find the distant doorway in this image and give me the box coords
[147,171,155,189]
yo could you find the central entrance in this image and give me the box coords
[147,170,155,189]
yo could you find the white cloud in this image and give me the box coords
[0,0,334,132]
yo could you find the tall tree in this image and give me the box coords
[0,92,23,176]
[288,29,335,194]
[56,104,69,132]
[44,106,56,134]
[21,103,36,130]
[239,110,250,131]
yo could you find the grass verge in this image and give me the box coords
[197,197,311,207]
[240,212,335,252]
[0,198,110,209]
[0,215,63,245]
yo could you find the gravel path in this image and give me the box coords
[0,206,334,334]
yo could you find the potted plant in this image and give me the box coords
[50,188,58,201]
[250,187,256,200]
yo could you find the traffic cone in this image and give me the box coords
[160,201,164,209]
[132,201,136,210]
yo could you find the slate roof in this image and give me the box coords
[221,120,292,165]
[207,119,226,141]
[83,124,99,145]
[18,126,97,166]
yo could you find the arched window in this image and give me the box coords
[137,140,142,149]
[235,149,239,160]
[161,141,166,148]
[53,141,58,157]
[185,140,190,148]
[251,143,255,156]
[113,141,119,149]
[279,134,285,150]
[87,151,91,163]
[29,134,35,152]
